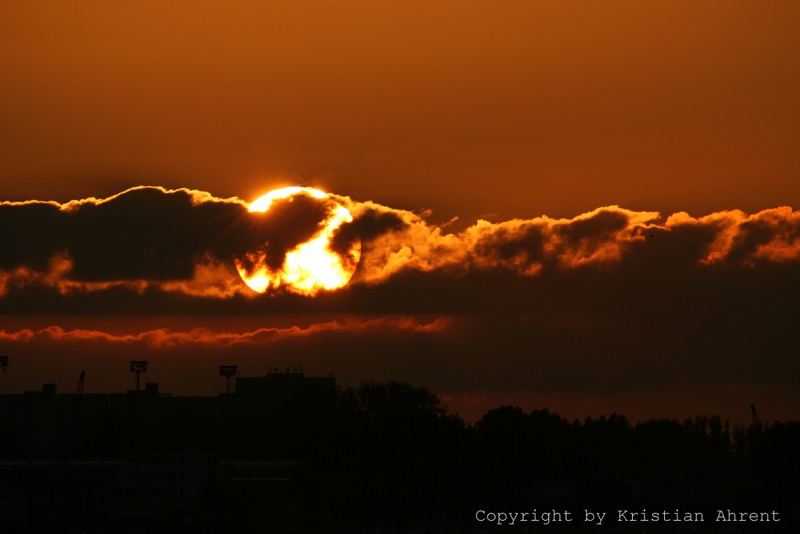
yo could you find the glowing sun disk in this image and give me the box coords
[235,187,360,295]
[247,186,327,213]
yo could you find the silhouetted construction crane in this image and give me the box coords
[76,370,86,395]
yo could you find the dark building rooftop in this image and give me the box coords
[236,367,335,408]
[0,370,336,458]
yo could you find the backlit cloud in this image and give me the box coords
[1,186,799,303]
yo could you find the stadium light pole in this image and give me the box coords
[129,360,148,392]
[219,365,238,394]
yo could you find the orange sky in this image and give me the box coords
[2,0,799,220]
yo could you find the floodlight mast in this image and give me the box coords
[129,360,148,392]
[219,365,238,394]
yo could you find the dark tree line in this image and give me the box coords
[0,381,798,532]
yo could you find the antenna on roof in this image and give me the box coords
[129,360,148,392]
[219,365,238,394]
[0,355,7,394]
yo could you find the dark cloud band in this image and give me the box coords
[1,186,799,303]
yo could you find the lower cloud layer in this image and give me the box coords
[1,314,797,421]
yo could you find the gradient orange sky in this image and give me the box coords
[2,0,799,220]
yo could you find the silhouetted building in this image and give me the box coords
[235,367,336,413]
[0,370,336,458]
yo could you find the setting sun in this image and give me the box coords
[236,187,361,295]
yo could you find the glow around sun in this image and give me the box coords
[235,187,361,296]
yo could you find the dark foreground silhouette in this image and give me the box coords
[0,375,798,533]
